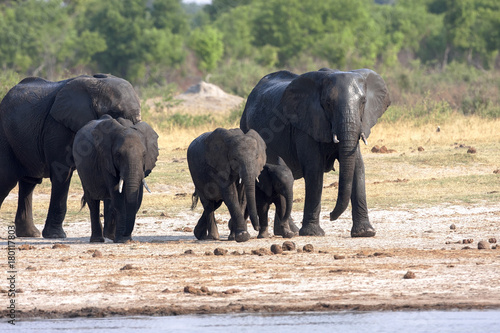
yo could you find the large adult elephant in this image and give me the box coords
[73,115,158,243]
[188,128,266,242]
[0,74,142,238]
[240,68,390,237]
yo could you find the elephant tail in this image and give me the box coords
[80,196,87,211]
[191,191,199,210]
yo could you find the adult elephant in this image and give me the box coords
[240,68,390,237]
[73,115,159,243]
[188,128,266,242]
[0,74,142,238]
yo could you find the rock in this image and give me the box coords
[488,238,497,244]
[282,241,296,251]
[184,249,195,255]
[403,271,416,279]
[417,146,425,152]
[494,169,500,174]
[251,248,273,256]
[214,248,228,256]
[223,288,241,295]
[450,224,456,230]
[334,255,345,260]
[270,244,283,254]
[184,286,198,294]
[467,147,476,154]
[462,238,474,244]
[303,244,314,253]
[92,250,103,258]
[120,264,135,271]
[52,243,70,249]
[477,241,488,250]
[200,286,210,293]
[205,251,213,256]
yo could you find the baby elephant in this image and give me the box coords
[73,115,159,243]
[254,161,299,238]
[188,128,266,242]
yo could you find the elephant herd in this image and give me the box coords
[0,68,390,243]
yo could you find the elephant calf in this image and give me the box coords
[187,128,266,242]
[232,160,298,239]
[73,115,159,243]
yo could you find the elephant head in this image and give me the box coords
[281,68,390,220]
[205,128,267,231]
[49,74,141,133]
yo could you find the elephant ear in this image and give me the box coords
[280,72,332,143]
[244,129,267,170]
[132,121,159,177]
[205,128,231,179]
[351,69,391,139]
[92,118,120,177]
[257,166,273,198]
[50,76,97,133]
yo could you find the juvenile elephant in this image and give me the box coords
[0,74,141,238]
[247,161,298,239]
[241,68,390,237]
[73,115,158,243]
[188,128,266,242]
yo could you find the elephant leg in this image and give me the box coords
[222,184,249,242]
[273,196,295,238]
[87,197,104,243]
[350,150,375,237]
[112,196,129,243]
[257,199,270,239]
[103,199,116,241]
[194,199,220,240]
[42,168,73,239]
[15,180,42,237]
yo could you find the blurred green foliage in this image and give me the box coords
[0,0,499,120]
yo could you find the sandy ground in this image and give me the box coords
[2,203,499,319]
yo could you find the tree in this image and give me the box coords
[189,26,224,73]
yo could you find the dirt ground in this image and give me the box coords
[2,202,499,319]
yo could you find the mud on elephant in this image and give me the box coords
[0,74,141,238]
[73,115,159,243]
[188,128,266,242]
[241,68,390,238]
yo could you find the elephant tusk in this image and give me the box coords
[143,179,151,193]
[118,178,124,193]
[333,134,339,144]
[360,133,368,145]
[255,177,259,183]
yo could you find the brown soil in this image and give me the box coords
[2,203,499,319]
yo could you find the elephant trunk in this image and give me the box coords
[242,169,259,231]
[330,137,358,221]
[281,178,293,223]
[116,164,143,240]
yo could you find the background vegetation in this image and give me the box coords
[0,0,499,122]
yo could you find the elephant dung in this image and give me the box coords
[303,244,314,253]
[270,244,283,254]
[282,241,296,251]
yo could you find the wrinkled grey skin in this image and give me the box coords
[188,128,266,242]
[249,161,298,239]
[0,74,141,238]
[73,115,158,243]
[241,68,390,237]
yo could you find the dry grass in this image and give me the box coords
[1,115,499,227]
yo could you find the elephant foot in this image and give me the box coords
[235,231,250,242]
[299,223,325,237]
[228,232,235,241]
[15,223,41,238]
[42,225,67,239]
[257,228,270,239]
[114,235,132,243]
[104,229,115,241]
[288,219,300,234]
[351,223,376,238]
[90,236,105,243]
[281,229,295,239]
